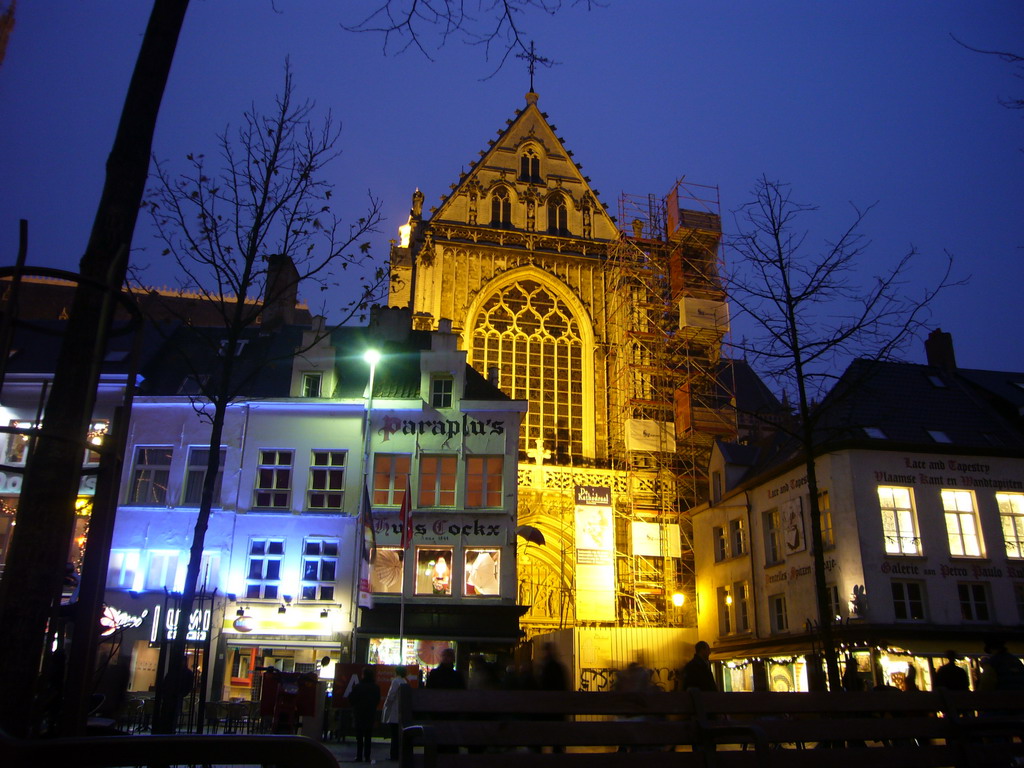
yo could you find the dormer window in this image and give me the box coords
[863,427,887,439]
[431,375,454,409]
[302,372,323,398]
[490,188,512,228]
[928,429,952,443]
[547,193,569,235]
[219,339,248,357]
[519,148,541,183]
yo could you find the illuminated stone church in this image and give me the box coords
[388,91,734,638]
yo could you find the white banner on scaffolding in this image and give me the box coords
[679,297,730,331]
[625,418,676,452]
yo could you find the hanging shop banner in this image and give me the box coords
[574,485,616,622]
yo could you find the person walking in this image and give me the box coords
[681,641,718,692]
[979,636,1024,691]
[348,667,380,762]
[934,651,970,691]
[426,648,465,689]
[381,666,409,761]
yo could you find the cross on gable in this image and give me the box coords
[516,41,553,92]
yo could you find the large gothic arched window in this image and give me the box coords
[470,279,584,461]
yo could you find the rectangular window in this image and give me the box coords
[826,583,841,622]
[129,447,173,506]
[818,491,834,549]
[464,548,501,596]
[308,450,346,511]
[717,586,732,635]
[734,581,750,633]
[998,492,1024,558]
[769,594,788,633]
[729,518,746,556]
[145,550,180,590]
[892,580,926,621]
[245,539,284,599]
[370,548,404,594]
[301,539,338,601]
[106,549,140,589]
[942,489,983,557]
[764,509,783,565]
[302,372,322,398]
[182,447,225,507]
[4,420,32,464]
[372,453,411,506]
[713,526,727,562]
[878,486,920,555]
[254,450,293,509]
[197,550,221,592]
[958,582,990,622]
[418,454,457,507]
[430,375,454,408]
[466,456,503,508]
[1016,582,1024,622]
[416,547,453,596]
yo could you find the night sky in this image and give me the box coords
[1,1,1021,370]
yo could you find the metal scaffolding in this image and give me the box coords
[605,179,736,628]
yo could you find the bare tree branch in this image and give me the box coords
[132,63,385,732]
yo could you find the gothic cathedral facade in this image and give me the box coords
[388,92,734,636]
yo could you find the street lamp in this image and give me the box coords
[349,349,380,661]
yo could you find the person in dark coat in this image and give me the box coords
[934,651,970,691]
[348,667,381,762]
[681,641,718,692]
[426,648,465,689]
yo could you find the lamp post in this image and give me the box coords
[349,349,379,661]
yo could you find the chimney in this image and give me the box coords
[263,254,299,329]
[925,328,957,370]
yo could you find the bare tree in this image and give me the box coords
[952,34,1024,112]
[139,64,384,732]
[343,0,597,74]
[726,176,958,689]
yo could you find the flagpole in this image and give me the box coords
[351,349,379,661]
[398,477,411,665]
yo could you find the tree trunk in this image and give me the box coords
[0,0,188,737]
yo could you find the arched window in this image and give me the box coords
[519,148,540,183]
[470,279,584,460]
[547,194,568,235]
[490,188,512,228]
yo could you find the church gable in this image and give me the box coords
[432,94,618,242]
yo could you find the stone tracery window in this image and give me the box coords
[519,147,541,182]
[490,187,512,228]
[547,193,569,235]
[470,279,583,460]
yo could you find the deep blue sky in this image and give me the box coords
[1,1,1021,370]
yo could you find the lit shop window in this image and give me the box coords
[464,549,500,596]
[371,548,404,594]
[416,547,453,596]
